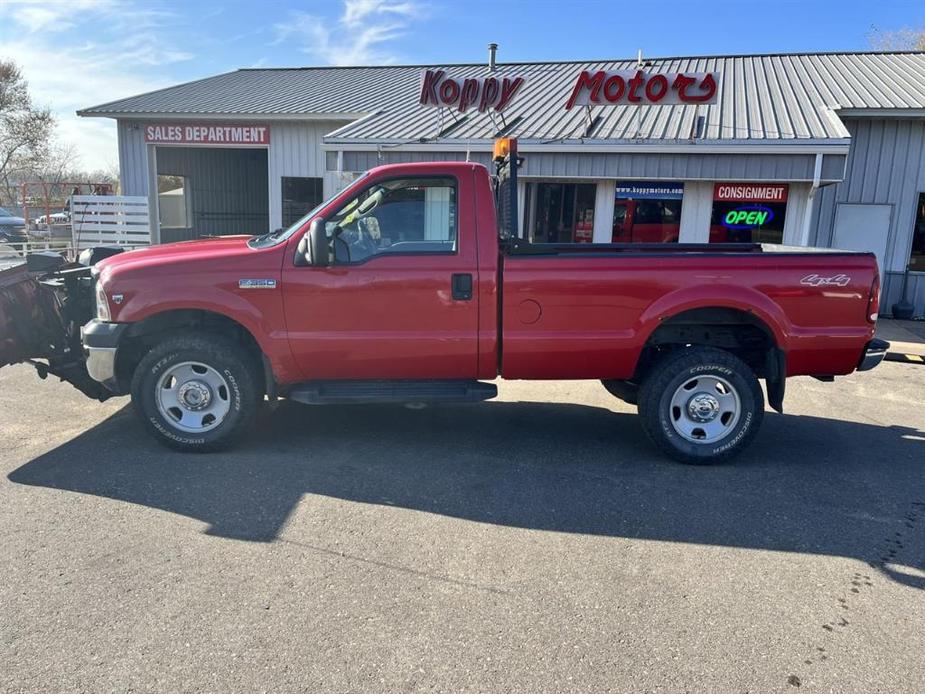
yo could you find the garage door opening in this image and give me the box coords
[155,147,269,243]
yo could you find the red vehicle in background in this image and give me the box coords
[0,139,887,464]
[612,199,682,243]
[612,198,735,243]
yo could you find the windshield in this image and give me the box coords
[0,208,11,218]
[249,172,369,249]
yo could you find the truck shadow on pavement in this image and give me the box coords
[8,399,925,589]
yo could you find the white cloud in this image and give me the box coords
[275,0,426,66]
[342,0,419,26]
[6,38,177,171]
[1,0,116,33]
[0,1,193,172]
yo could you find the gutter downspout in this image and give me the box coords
[799,152,823,247]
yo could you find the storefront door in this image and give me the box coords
[524,182,597,243]
[612,181,684,243]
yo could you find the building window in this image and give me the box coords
[910,193,925,272]
[710,183,788,244]
[612,181,684,243]
[282,177,323,228]
[524,181,597,243]
[157,174,190,229]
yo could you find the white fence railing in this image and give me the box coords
[71,195,151,249]
[0,238,72,258]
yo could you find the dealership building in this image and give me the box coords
[79,50,925,314]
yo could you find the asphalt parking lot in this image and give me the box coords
[1,361,924,693]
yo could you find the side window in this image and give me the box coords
[634,201,662,225]
[157,174,190,229]
[282,176,323,228]
[910,192,925,271]
[325,177,457,264]
[662,200,682,223]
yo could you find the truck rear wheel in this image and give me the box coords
[637,347,764,464]
[131,334,260,452]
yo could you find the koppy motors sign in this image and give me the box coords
[566,70,719,108]
[419,70,526,113]
[419,67,720,113]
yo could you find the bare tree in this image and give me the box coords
[0,60,54,205]
[868,26,925,51]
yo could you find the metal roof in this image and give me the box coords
[79,52,925,146]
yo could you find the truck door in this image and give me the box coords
[281,173,480,380]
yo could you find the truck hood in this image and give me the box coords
[97,235,256,276]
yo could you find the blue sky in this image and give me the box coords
[1,0,923,171]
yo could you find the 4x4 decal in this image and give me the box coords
[800,274,851,287]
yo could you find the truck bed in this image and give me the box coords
[504,240,868,257]
[499,244,877,380]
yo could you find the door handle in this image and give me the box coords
[451,273,473,301]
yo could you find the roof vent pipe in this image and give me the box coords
[488,43,498,71]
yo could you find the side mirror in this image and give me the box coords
[307,218,331,266]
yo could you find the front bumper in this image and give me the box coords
[81,320,129,389]
[857,338,890,372]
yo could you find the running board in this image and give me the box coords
[287,379,498,405]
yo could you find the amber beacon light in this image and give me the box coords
[493,137,517,162]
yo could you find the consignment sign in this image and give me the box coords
[714,183,788,202]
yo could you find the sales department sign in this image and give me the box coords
[144,123,270,146]
[565,70,720,109]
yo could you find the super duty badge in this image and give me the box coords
[238,279,277,289]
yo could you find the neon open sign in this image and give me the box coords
[723,205,774,230]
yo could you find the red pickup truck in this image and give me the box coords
[0,142,887,463]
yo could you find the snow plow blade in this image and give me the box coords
[0,253,111,401]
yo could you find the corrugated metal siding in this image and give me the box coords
[156,147,269,238]
[677,181,713,242]
[781,183,812,245]
[85,53,925,145]
[812,119,925,268]
[341,150,491,171]
[267,120,350,230]
[811,118,925,314]
[521,151,829,180]
[117,120,148,196]
[820,154,847,181]
[883,272,925,318]
[342,149,837,182]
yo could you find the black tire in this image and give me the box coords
[131,333,261,452]
[601,379,639,405]
[637,347,764,465]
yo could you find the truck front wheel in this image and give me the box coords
[601,379,639,405]
[131,334,260,452]
[637,347,764,464]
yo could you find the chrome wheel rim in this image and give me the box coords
[155,361,231,433]
[669,374,741,444]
